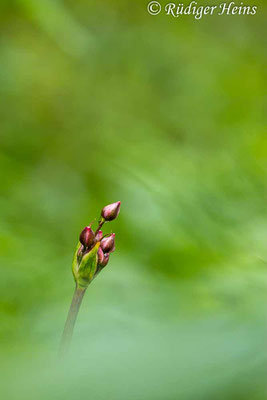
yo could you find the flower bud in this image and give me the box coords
[95,230,103,242]
[79,226,95,248]
[101,201,121,221]
[97,247,105,265]
[100,233,115,253]
[101,253,110,267]
[77,244,85,264]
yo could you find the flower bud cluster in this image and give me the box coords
[73,201,121,287]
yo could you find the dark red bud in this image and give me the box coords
[100,233,115,253]
[77,244,84,263]
[77,244,84,257]
[101,253,110,267]
[79,226,95,248]
[95,230,103,242]
[101,201,121,221]
[97,247,105,265]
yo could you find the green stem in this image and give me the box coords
[59,285,86,357]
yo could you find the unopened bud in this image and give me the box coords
[101,253,110,267]
[101,201,121,221]
[95,230,103,242]
[79,226,95,248]
[77,244,84,258]
[100,233,115,253]
[77,244,85,263]
[97,247,105,265]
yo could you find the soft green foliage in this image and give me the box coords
[0,0,266,399]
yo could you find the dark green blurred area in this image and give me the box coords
[0,0,266,399]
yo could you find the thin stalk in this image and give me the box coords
[95,217,105,235]
[59,285,86,357]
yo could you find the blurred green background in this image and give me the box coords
[0,0,266,399]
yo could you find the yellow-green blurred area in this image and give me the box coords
[0,0,266,398]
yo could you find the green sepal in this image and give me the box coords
[72,242,81,281]
[72,242,100,289]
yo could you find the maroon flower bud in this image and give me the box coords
[101,253,110,267]
[101,201,121,221]
[97,247,110,267]
[77,244,84,257]
[97,247,105,265]
[100,233,115,253]
[79,226,95,248]
[77,244,84,264]
[95,230,103,242]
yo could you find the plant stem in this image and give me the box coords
[59,285,86,357]
[95,217,105,235]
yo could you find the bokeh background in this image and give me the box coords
[0,0,266,399]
